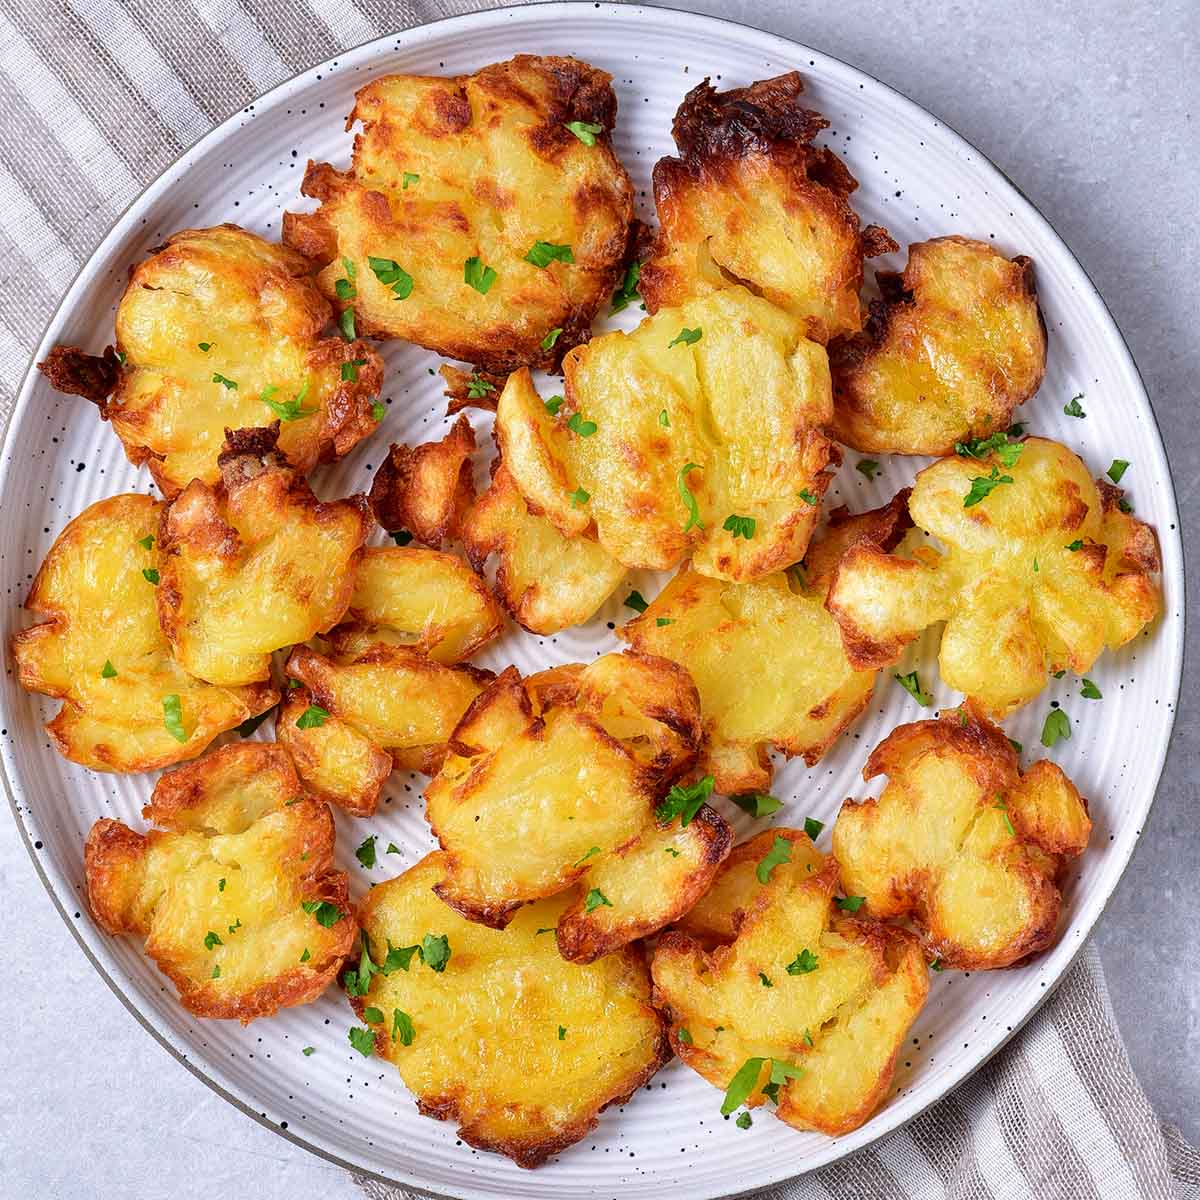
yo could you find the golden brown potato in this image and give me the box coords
[283,56,634,373]
[11,494,276,772]
[426,652,732,961]
[278,644,491,816]
[462,460,625,634]
[653,828,928,1135]
[830,236,1046,455]
[825,437,1161,716]
[621,495,910,793]
[84,743,354,1020]
[157,426,372,687]
[832,709,1091,969]
[349,853,669,1168]
[494,286,835,582]
[369,415,476,547]
[641,74,895,342]
[328,545,503,665]
[37,225,383,497]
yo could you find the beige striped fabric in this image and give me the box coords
[0,2,1196,1197]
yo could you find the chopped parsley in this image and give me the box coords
[162,694,187,742]
[720,1058,765,1115]
[856,459,880,480]
[656,775,714,826]
[463,256,497,295]
[677,1027,693,1045]
[524,241,574,268]
[467,374,496,399]
[611,260,641,313]
[301,899,345,928]
[198,342,212,352]
[955,431,1023,467]
[341,358,367,382]
[339,308,357,340]
[541,326,563,350]
[348,1026,375,1058]
[659,408,670,427]
[211,372,237,390]
[573,846,601,868]
[1107,459,1130,484]
[678,462,704,532]
[203,931,223,951]
[1065,539,1084,551]
[211,965,221,979]
[584,888,612,913]
[735,1111,753,1130]
[1008,737,1023,754]
[382,943,420,973]
[1041,708,1071,748]
[1118,497,1133,513]
[402,172,419,188]
[420,933,451,973]
[786,949,819,975]
[261,382,316,423]
[302,1046,315,1056]
[295,704,330,730]
[758,971,773,988]
[895,670,933,706]
[355,835,377,869]
[557,1025,567,1041]
[386,842,401,855]
[963,465,1014,507]
[803,816,824,840]
[722,514,756,540]
[565,119,602,145]
[368,256,414,300]
[1063,394,1086,418]
[731,793,783,818]
[101,660,117,678]
[370,401,386,422]
[930,957,944,971]
[568,486,590,506]
[142,567,160,585]
[363,1006,384,1025]
[668,326,702,348]
[656,617,673,626]
[756,834,792,884]
[1081,679,1103,700]
[835,895,866,912]
[994,796,1016,837]
[300,948,311,963]
[544,394,564,415]
[391,1010,415,1045]
[624,590,649,613]
[566,411,597,437]
[218,878,226,892]
[137,534,155,550]
[797,489,818,506]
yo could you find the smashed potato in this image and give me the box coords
[653,828,928,1135]
[830,236,1046,455]
[827,437,1160,716]
[622,495,910,793]
[157,426,371,687]
[85,743,354,1020]
[463,460,625,635]
[495,286,835,581]
[279,644,490,816]
[351,853,669,1168]
[38,225,383,496]
[283,56,633,372]
[832,709,1091,969]
[11,494,276,772]
[641,74,894,342]
[426,652,732,961]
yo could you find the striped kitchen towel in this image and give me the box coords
[0,1,1195,1198]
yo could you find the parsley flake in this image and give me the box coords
[363,1006,384,1025]
[370,401,386,421]
[1064,394,1086,418]
[797,489,818,506]
[756,835,792,884]
[668,326,702,348]
[856,459,881,480]
[341,358,368,382]
[462,255,497,295]
[162,694,187,742]
[348,1026,375,1057]
[1081,679,1103,700]
[557,1025,567,1041]
[382,943,420,974]
[835,895,865,912]
[565,120,602,145]
[203,931,223,951]
[300,948,311,963]
[731,793,783,818]
[101,660,117,678]
[955,431,1024,467]
[568,486,590,506]
[392,1010,415,1045]
[931,957,944,971]
[1041,708,1071,747]
[786,948,819,975]
[723,513,756,539]
[803,816,824,840]
[721,1058,766,1115]
[142,567,160,585]
[368,256,414,300]
[574,846,601,868]
[1107,459,1130,484]
[611,260,641,313]
[963,465,1014,507]
[301,899,345,928]
[759,971,773,988]
[261,382,316,423]
[541,327,563,350]
[1065,539,1084,551]
[584,888,612,913]
[339,308,357,340]
[211,372,237,390]
[544,394,564,415]
[402,172,419,189]
[664,847,681,857]
[659,408,670,427]
[895,670,933,706]
[525,241,574,268]
[656,617,673,626]
[994,795,1016,837]
[296,704,330,730]
[302,1046,315,1055]
[1008,737,1023,754]
[198,342,212,352]
[386,842,401,855]
[420,933,451,973]
[656,775,714,826]
[355,835,377,869]
[211,965,220,979]
[567,411,597,437]
[678,462,704,532]
[677,1027,693,1044]
[137,534,155,550]
[735,1112,753,1130]
[467,374,496,398]
[624,590,649,613]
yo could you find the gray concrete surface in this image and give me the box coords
[0,2,1195,1197]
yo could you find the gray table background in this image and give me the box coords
[1,1,1195,1197]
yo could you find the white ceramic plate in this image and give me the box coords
[0,5,1184,1198]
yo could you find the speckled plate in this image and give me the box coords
[0,4,1184,1198]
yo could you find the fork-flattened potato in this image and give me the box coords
[85,743,354,1020]
[11,494,276,772]
[641,74,895,342]
[825,437,1160,716]
[283,56,634,372]
[38,225,383,496]
[426,652,732,961]
[830,237,1046,455]
[832,709,1091,969]
[653,828,928,1135]
[350,853,669,1168]
[278,643,490,816]
[495,286,835,582]
[157,426,372,687]
[622,495,910,792]
[462,461,625,634]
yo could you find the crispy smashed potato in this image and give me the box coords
[85,743,354,1020]
[351,853,669,1168]
[279,644,490,816]
[830,236,1046,455]
[11,494,276,772]
[826,437,1161,715]
[330,545,503,665]
[832,709,1091,969]
[157,426,371,687]
[495,286,835,581]
[369,415,476,547]
[283,56,633,372]
[38,225,383,496]
[653,828,928,1135]
[426,652,732,961]
[463,461,625,634]
[622,495,910,793]
[641,74,894,342]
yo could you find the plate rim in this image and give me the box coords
[0,3,1185,1197]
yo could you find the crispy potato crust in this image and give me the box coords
[11,493,277,772]
[283,56,634,372]
[85,743,354,1020]
[494,285,836,582]
[38,225,383,497]
[621,496,910,792]
[426,652,732,961]
[832,709,1091,969]
[351,853,669,1168]
[641,74,894,342]
[830,236,1047,455]
[653,827,929,1135]
[825,437,1161,716]
[156,425,372,686]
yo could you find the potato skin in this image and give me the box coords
[832,709,1091,969]
[351,853,669,1168]
[283,56,634,373]
[825,437,1161,716]
[85,743,355,1021]
[11,493,277,772]
[830,236,1046,455]
[156,425,372,686]
[653,827,929,1135]
[642,73,894,343]
[39,225,383,496]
